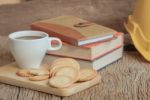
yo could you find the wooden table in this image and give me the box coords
[0,36,150,100]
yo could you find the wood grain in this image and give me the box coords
[0,0,21,5]
[0,0,137,99]
[0,63,100,97]
[0,36,150,99]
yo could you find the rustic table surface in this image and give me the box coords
[0,36,150,100]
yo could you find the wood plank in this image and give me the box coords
[1,52,150,99]
[0,62,100,97]
[1,36,150,99]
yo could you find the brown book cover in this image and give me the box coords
[31,16,116,46]
[47,32,123,61]
[46,47,123,70]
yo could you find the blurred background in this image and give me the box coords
[0,0,137,65]
[0,0,136,36]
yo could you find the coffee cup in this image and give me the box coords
[8,30,62,69]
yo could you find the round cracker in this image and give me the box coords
[51,66,75,76]
[50,58,80,71]
[78,68,97,82]
[49,59,80,76]
[16,70,33,77]
[51,58,73,64]
[50,61,78,71]
[49,75,73,88]
[29,69,49,76]
[54,66,79,82]
[29,75,49,81]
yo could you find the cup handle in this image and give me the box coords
[47,37,62,51]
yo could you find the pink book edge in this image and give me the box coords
[47,44,123,61]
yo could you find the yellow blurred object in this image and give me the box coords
[0,0,21,5]
[124,0,150,61]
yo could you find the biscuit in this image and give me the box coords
[51,58,72,64]
[78,68,97,82]
[50,58,80,70]
[54,67,79,82]
[42,64,50,70]
[29,75,49,81]
[29,69,49,76]
[16,70,33,77]
[49,75,73,88]
[49,58,80,75]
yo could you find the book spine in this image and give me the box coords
[91,45,122,60]
[30,24,78,46]
[47,44,123,61]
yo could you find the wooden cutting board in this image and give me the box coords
[0,62,101,97]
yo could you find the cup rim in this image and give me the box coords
[8,30,48,41]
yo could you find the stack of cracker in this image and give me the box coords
[16,58,99,88]
[31,16,123,70]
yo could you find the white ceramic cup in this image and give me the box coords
[8,30,62,69]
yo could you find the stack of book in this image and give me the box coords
[31,16,123,70]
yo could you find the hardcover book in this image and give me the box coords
[45,47,123,70]
[47,32,123,61]
[31,16,116,46]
